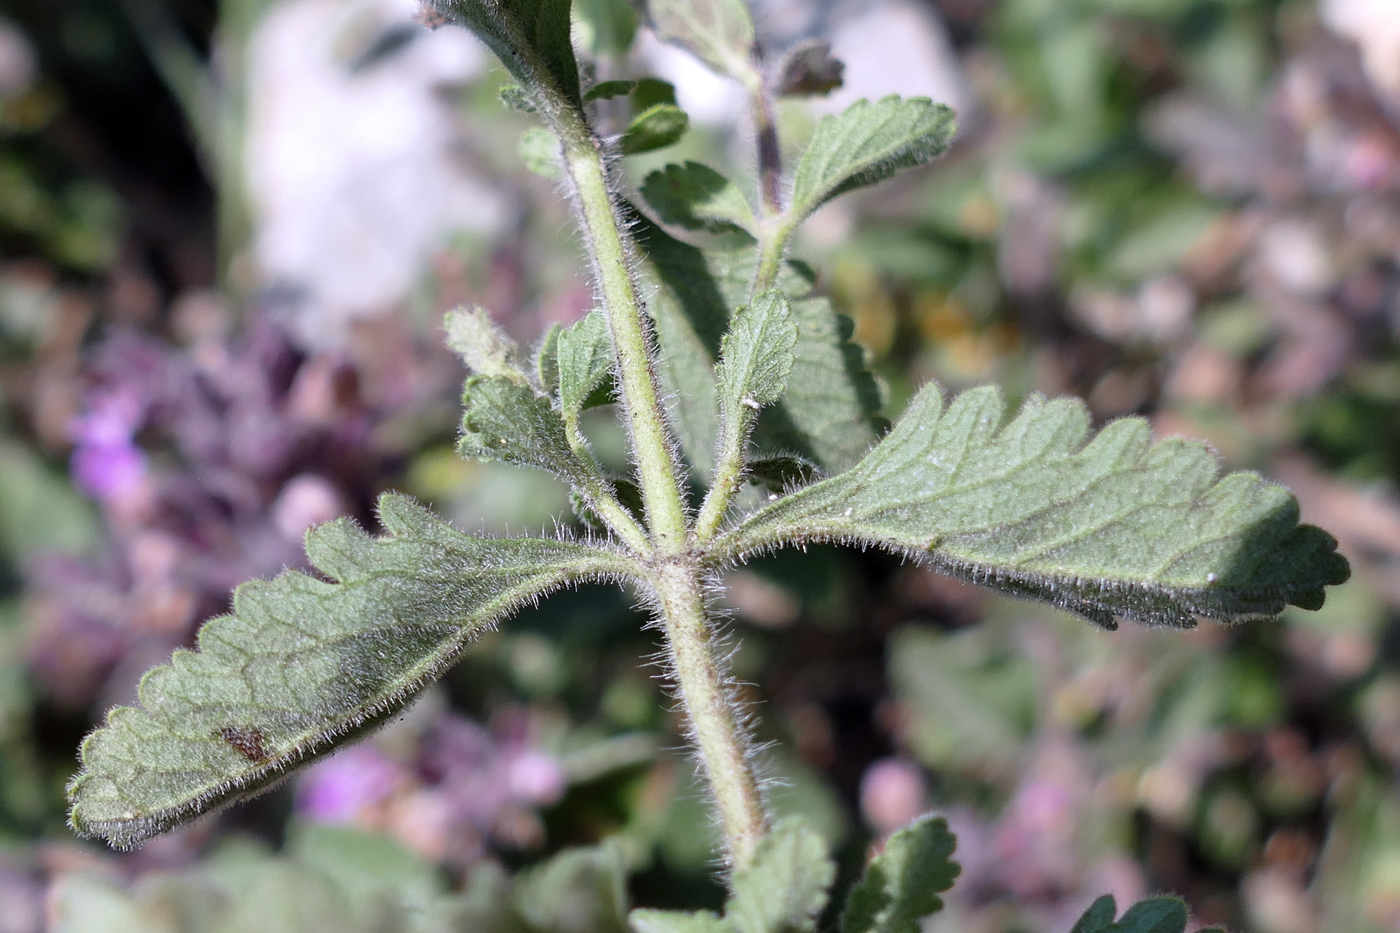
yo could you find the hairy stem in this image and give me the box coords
[652,558,769,869]
[558,128,690,555]
[535,52,774,871]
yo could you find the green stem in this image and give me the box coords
[564,419,651,552]
[530,44,772,870]
[652,558,769,868]
[558,129,690,555]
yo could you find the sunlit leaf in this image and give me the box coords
[789,96,955,220]
[715,383,1349,628]
[67,494,633,848]
[715,290,797,446]
[458,375,594,487]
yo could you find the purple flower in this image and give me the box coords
[68,390,147,501]
[295,745,405,823]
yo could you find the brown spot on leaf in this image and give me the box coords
[218,726,270,762]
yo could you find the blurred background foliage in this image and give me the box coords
[0,0,1397,929]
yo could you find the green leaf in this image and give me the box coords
[645,0,756,81]
[521,127,564,180]
[424,0,582,109]
[841,816,959,933]
[1069,896,1119,933]
[789,96,956,220]
[444,306,529,383]
[458,375,593,487]
[557,310,615,421]
[516,842,631,933]
[67,493,632,848]
[642,162,757,236]
[576,0,638,58]
[634,215,883,479]
[622,104,690,155]
[716,290,797,416]
[715,383,1350,628]
[728,819,835,933]
[586,79,639,103]
[1067,895,1215,933]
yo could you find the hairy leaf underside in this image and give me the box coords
[68,494,630,848]
[717,384,1349,628]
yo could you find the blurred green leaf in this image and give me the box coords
[621,104,690,155]
[841,815,959,933]
[0,440,100,561]
[645,0,756,81]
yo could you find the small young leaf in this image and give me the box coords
[458,375,593,487]
[1068,895,1218,933]
[537,323,563,394]
[67,493,632,848]
[521,127,564,180]
[642,162,757,236]
[444,306,528,383]
[423,0,581,109]
[715,383,1350,628]
[634,216,882,479]
[632,76,680,111]
[586,79,639,103]
[500,83,539,113]
[727,819,835,933]
[716,291,797,416]
[646,0,757,81]
[772,40,844,97]
[621,104,691,155]
[789,96,955,220]
[745,454,821,493]
[841,816,959,933]
[557,310,615,421]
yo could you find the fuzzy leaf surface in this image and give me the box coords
[716,290,797,423]
[635,216,882,479]
[646,0,755,80]
[789,96,955,220]
[425,0,581,109]
[68,493,632,848]
[727,819,834,933]
[458,375,594,487]
[630,820,833,933]
[556,310,614,421]
[641,162,756,236]
[445,306,527,383]
[715,383,1349,628]
[841,816,959,933]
